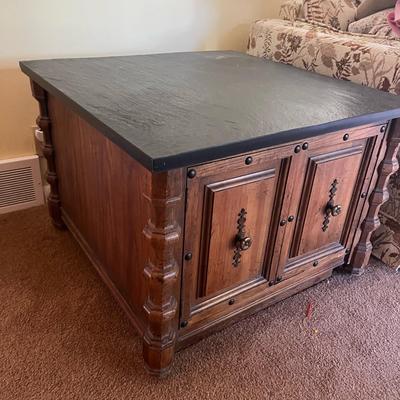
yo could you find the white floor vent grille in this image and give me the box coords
[0,156,44,214]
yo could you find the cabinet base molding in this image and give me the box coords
[177,267,333,350]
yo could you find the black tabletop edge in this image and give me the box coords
[20,61,154,170]
[20,59,400,173]
[151,112,394,171]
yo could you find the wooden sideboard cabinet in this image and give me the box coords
[20,52,400,376]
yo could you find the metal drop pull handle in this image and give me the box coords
[236,235,252,251]
[326,201,342,217]
[322,179,342,232]
[232,208,252,267]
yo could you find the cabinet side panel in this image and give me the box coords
[48,94,150,331]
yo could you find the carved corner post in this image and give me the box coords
[142,169,185,376]
[351,120,400,275]
[30,80,65,230]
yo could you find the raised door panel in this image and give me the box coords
[280,141,368,280]
[201,170,276,297]
[295,146,364,256]
[180,146,294,328]
[276,131,385,282]
[269,123,387,285]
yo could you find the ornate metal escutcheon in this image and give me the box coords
[322,179,342,232]
[232,208,252,267]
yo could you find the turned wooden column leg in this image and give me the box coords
[30,80,65,230]
[351,120,400,275]
[142,169,185,377]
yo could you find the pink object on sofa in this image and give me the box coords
[388,0,400,36]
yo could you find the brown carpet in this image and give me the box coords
[1,206,400,400]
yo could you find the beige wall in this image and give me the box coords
[0,0,282,160]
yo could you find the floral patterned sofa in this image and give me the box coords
[247,0,400,270]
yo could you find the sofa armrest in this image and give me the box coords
[280,0,305,21]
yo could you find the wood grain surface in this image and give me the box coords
[48,94,151,332]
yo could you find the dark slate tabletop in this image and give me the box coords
[20,51,400,171]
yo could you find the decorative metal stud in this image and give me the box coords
[288,215,295,223]
[302,142,309,150]
[343,133,349,141]
[361,192,367,198]
[380,125,386,133]
[180,321,188,328]
[294,145,301,154]
[228,299,236,306]
[187,169,196,179]
[245,156,253,165]
[313,261,319,267]
[185,252,192,261]
[280,219,287,227]
[276,276,283,283]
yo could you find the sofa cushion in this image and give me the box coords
[349,9,396,37]
[304,0,358,30]
[356,0,396,20]
[280,0,305,21]
[247,18,400,94]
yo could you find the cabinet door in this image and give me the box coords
[180,147,292,327]
[198,170,276,297]
[273,125,386,282]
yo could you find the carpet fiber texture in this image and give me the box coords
[1,206,399,400]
